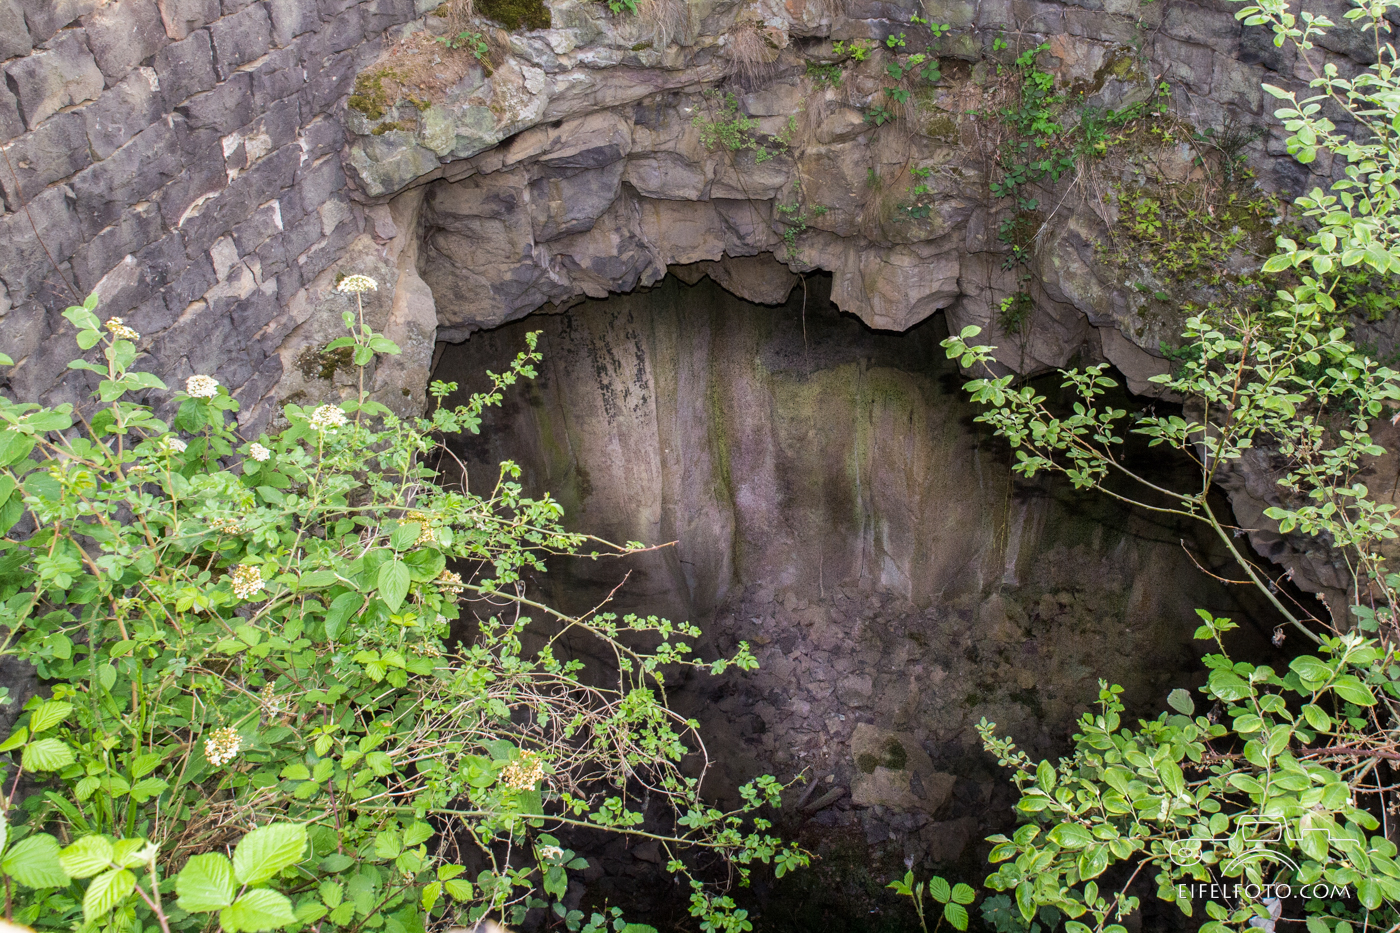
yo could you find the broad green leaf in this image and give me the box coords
[1036,760,1055,793]
[323,592,363,642]
[220,888,297,932]
[2,834,67,888]
[177,853,235,912]
[83,867,135,922]
[950,883,975,905]
[1166,688,1194,715]
[60,835,113,878]
[377,559,410,613]
[1048,822,1092,849]
[1332,675,1375,706]
[927,875,950,903]
[22,738,75,771]
[389,523,420,550]
[943,903,969,931]
[233,824,306,885]
[0,728,26,753]
[1289,655,1332,685]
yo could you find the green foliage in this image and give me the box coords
[692,92,794,163]
[0,279,807,932]
[942,1,1400,926]
[436,29,490,62]
[888,871,977,932]
[831,38,875,62]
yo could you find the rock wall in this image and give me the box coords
[0,0,1376,419]
[0,0,438,426]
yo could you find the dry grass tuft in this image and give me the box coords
[638,0,690,49]
[726,22,779,85]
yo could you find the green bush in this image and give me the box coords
[0,276,805,933]
[943,0,1400,926]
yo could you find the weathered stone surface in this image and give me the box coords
[82,66,166,160]
[0,111,92,211]
[4,29,104,128]
[0,81,24,143]
[850,724,953,811]
[156,0,220,40]
[267,0,317,46]
[83,0,169,84]
[15,0,99,44]
[0,0,33,60]
[152,27,217,103]
[208,1,271,78]
[0,185,83,304]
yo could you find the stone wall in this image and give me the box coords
[0,0,1376,425]
[0,0,435,427]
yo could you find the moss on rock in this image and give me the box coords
[478,0,551,31]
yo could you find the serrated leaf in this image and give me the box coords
[950,883,975,905]
[60,836,112,878]
[2,834,67,888]
[943,902,969,931]
[323,592,362,642]
[444,878,473,901]
[22,738,74,771]
[232,824,306,885]
[177,853,235,912]
[28,701,72,733]
[0,727,26,752]
[220,888,296,932]
[927,875,950,903]
[83,867,135,922]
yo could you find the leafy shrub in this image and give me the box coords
[0,279,805,933]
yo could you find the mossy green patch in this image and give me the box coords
[478,0,551,31]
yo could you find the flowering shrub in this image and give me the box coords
[0,283,806,932]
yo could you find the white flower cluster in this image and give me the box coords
[309,405,348,431]
[538,845,564,861]
[105,317,139,340]
[230,564,265,599]
[160,436,187,454]
[337,274,378,294]
[185,374,219,398]
[209,516,244,535]
[205,726,241,766]
[436,569,465,595]
[248,443,271,462]
[500,755,545,790]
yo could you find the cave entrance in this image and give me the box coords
[429,270,1280,930]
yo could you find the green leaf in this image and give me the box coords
[444,878,473,901]
[1166,688,1194,715]
[220,888,297,932]
[950,883,975,905]
[0,727,27,753]
[389,523,420,550]
[22,738,74,771]
[1036,760,1055,793]
[323,592,363,642]
[63,307,100,332]
[1331,675,1375,706]
[177,853,236,912]
[927,875,950,903]
[1290,655,1332,685]
[943,902,969,931]
[61,836,113,878]
[2,834,67,888]
[1047,822,1092,849]
[377,560,410,613]
[232,824,306,885]
[28,700,72,734]
[83,867,135,922]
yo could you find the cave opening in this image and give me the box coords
[428,269,1286,931]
